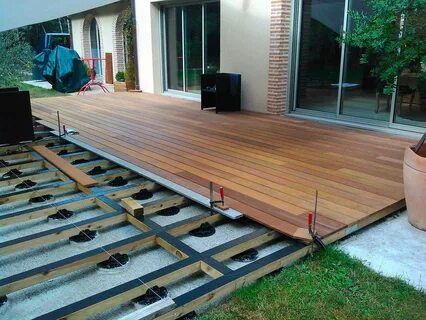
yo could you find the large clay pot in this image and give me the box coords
[403,143,426,230]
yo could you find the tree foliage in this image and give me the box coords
[341,0,426,94]
[0,30,34,87]
[122,7,136,90]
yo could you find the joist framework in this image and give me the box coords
[0,122,407,320]
[0,130,305,320]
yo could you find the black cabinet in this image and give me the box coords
[201,73,241,113]
[0,88,34,144]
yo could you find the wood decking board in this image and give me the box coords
[32,145,98,187]
[31,93,412,240]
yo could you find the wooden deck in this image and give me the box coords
[31,93,412,241]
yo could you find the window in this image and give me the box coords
[90,19,102,76]
[163,2,220,94]
[291,0,426,131]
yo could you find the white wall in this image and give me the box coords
[134,1,163,93]
[70,18,84,57]
[69,1,129,79]
[220,0,271,113]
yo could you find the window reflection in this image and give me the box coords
[297,0,345,113]
[394,72,426,128]
[164,2,220,94]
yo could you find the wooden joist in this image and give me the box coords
[32,145,98,187]
[0,212,126,255]
[121,197,144,217]
[118,298,176,320]
[122,195,189,218]
[0,234,157,296]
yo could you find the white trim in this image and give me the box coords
[287,113,422,139]
[162,90,201,102]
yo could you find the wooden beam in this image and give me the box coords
[143,195,189,216]
[118,298,176,320]
[37,260,201,320]
[0,182,76,205]
[0,197,97,226]
[106,181,160,200]
[122,195,189,218]
[200,261,223,279]
[32,145,98,187]
[155,236,188,260]
[0,160,44,175]
[0,213,126,255]
[0,234,157,296]
[167,214,225,236]
[122,197,144,217]
[212,230,281,262]
[127,214,151,232]
[159,244,306,320]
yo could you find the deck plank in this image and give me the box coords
[31,93,411,240]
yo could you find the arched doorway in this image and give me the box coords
[89,18,103,76]
[114,8,131,74]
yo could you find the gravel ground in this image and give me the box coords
[0,222,142,278]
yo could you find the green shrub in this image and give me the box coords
[115,71,125,82]
[340,0,426,94]
[0,30,34,87]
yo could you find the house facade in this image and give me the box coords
[68,0,425,133]
[69,1,130,83]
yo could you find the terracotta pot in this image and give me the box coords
[403,144,426,230]
[114,81,127,92]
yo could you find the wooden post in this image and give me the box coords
[105,53,113,84]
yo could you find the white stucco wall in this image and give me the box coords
[70,18,84,57]
[134,1,163,93]
[69,1,129,79]
[220,0,271,113]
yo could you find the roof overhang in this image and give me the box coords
[0,0,121,32]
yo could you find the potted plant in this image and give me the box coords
[114,71,126,92]
[404,133,426,230]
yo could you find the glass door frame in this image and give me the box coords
[288,0,424,133]
[161,0,219,99]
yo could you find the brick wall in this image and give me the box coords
[267,0,293,114]
[113,12,127,76]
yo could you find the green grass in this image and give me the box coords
[7,82,67,99]
[18,83,67,99]
[198,247,426,320]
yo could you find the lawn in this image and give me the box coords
[18,83,67,99]
[199,247,426,320]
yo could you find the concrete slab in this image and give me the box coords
[339,211,426,291]
[22,80,52,89]
[22,80,114,94]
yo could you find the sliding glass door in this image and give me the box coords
[296,0,345,113]
[291,0,425,131]
[165,7,183,91]
[184,5,203,93]
[163,2,220,95]
[340,0,390,121]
